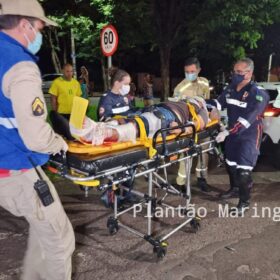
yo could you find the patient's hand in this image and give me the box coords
[196,115,206,131]
[169,122,193,135]
[209,108,220,122]
[169,122,181,134]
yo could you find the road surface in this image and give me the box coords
[0,155,280,280]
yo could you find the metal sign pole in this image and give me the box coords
[108,56,112,88]
[71,28,77,78]
[108,56,112,68]
[267,53,275,82]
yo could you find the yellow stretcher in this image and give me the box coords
[65,96,218,156]
[48,97,220,259]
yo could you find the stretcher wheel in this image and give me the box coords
[108,224,118,235]
[153,246,167,259]
[190,217,201,233]
[153,241,168,259]
[79,185,87,192]
[180,208,189,216]
[107,217,119,235]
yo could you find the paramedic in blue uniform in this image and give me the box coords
[98,68,132,121]
[0,0,75,279]
[211,58,269,215]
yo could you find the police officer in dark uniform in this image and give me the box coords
[98,68,131,121]
[210,58,269,215]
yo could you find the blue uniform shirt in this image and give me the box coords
[98,91,130,121]
[212,81,269,137]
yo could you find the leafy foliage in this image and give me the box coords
[188,0,280,59]
[40,0,280,95]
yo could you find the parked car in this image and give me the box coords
[258,82,280,168]
[42,73,62,93]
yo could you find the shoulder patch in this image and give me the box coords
[256,95,264,102]
[32,97,44,116]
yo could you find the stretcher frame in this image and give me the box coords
[48,122,219,258]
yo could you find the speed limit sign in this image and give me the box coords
[100,25,119,57]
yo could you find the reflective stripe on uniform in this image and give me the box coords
[112,106,130,114]
[226,98,247,108]
[237,165,253,170]
[214,99,222,111]
[195,167,208,172]
[178,172,187,178]
[197,80,209,86]
[0,117,18,129]
[226,156,253,170]
[179,83,192,92]
[225,159,237,166]
[237,117,250,128]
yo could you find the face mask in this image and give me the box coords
[24,23,43,55]
[119,84,130,96]
[231,73,245,87]
[185,72,197,82]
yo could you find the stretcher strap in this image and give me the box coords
[134,117,157,158]
[187,103,199,143]
[112,115,157,158]
[112,115,125,120]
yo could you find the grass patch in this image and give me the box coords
[135,98,144,108]
[86,104,98,121]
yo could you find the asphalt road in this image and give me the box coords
[1,155,280,280]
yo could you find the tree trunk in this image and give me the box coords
[46,29,61,73]
[101,57,108,92]
[152,0,186,101]
[159,47,171,101]
[63,37,67,65]
[51,51,61,74]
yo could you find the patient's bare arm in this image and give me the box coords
[169,122,194,135]
[209,107,220,122]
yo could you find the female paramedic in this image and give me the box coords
[98,68,132,121]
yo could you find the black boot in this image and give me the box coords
[221,164,239,199]
[172,183,186,194]
[237,168,251,204]
[197,178,210,192]
[220,187,239,199]
[230,200,250,216]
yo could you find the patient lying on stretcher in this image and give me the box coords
[70,96,220,146]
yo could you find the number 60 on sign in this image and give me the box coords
[100,24,119,57]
